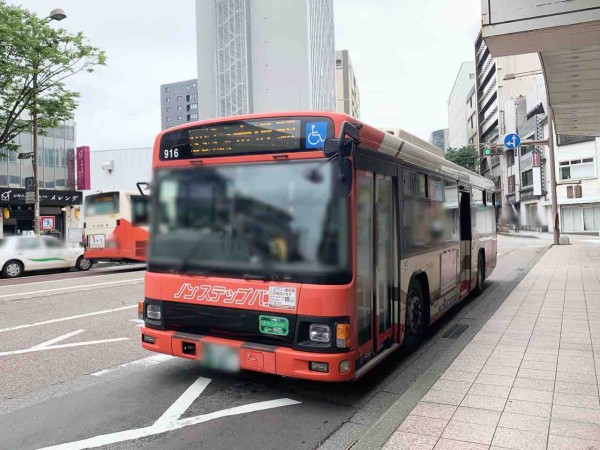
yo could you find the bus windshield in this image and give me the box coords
[85,192,119,216]
[149,160,350,284]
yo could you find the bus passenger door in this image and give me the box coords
[374,175,395,352]
[459,188,472,298]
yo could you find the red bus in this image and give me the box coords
[84,190,150,263]
[141,112,496,381]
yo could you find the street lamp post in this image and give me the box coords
[30,8,66,236]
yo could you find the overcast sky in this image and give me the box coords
[18,0,481,150]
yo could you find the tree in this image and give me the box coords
[0,1,106,154]
[445,146,479,173]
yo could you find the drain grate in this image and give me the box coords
[443,324,469,339]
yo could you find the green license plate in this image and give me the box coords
[259,315,289,336]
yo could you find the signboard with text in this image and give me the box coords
[0,187,82,206]
[76,146,91,190]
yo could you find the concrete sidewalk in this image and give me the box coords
[384,243,600,450]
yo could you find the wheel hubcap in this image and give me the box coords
[80,258,90,269]
[7,263,20,277]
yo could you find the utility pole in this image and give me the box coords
[547,107,560,245]
[32,71,40,236]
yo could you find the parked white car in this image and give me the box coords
[0,235,92,278]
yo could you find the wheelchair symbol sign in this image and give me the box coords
[305,122,327,149]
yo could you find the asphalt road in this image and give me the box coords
[0,235,570,450]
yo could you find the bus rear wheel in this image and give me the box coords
[401,280,425,354]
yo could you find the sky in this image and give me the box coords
[17,0,482,150]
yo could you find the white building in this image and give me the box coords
[553,136,600,234]
[447,61,475,149]
[196,0,336,120]
[336,50,360,118]
[87,148,153,196]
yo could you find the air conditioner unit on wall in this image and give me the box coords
[101,160,114,173]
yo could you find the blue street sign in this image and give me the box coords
[504,133,521,149]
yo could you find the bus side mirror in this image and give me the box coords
[324,138,340,158]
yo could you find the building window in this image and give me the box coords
[166,106,171,113]
[166,117,172,122]
[506,150,515,167]
[165,97,170,103]
[522,169,533,187]
[177,95,183,101]
[187,93,198,101]
[177,115,182,120]
[192,82,196,88]
[165,87,171,93]
[187,113,198,121]
[560,158,595,180]
[177,105,183,111]
[336,59,342,67]
[188,103,198,111]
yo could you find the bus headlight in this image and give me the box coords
[309,324,331,343]
[146,304,162,320]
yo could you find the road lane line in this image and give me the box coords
[154,377,212,427]
[90,354,174,377]
[0,305,137,333]
[0,271,143,288]
[0,338,129,357]
[30,329,85,350]
[0,278,144,300]
[39,371,299,450]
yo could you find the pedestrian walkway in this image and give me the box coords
[384,243,600,450]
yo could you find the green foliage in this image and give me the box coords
[0,1,106,155]
[445,146,480,173]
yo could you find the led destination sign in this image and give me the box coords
[159,117,332,160]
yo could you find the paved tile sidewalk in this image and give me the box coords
[384,243,600,450]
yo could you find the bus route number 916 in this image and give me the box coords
[163,148,179,159]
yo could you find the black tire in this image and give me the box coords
[76,256,92,271]
[2,260,23,278]
[401,279,426,354]
[474,252,485,296]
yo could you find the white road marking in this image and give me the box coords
[0,329,128,357]
[0,305,137,334]
[154,377,212,427]
[0,270,143,287]
[0,278,144,300]
[30,329,85,350]
[39,375,300,450]
[90,354,174,377]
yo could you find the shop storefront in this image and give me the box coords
[561,203,600,234]
[0,187,82,239]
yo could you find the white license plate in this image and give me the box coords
[201,343,240,372]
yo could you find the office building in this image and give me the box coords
[430,128,449,152]
[447,62,475,149]
[336,50,360,118]
[475,31,542,222]
[160,79,198,130]
[196,0,336,119]
[466,85,478,146]
[0,121,82,239]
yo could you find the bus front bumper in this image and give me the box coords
[141,327,356,382]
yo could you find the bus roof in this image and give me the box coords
[154,111,495,192]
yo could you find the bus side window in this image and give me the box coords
[132,196,150,226]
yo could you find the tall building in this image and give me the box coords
[430,128,449,152]
[336,50,360,118]
[466,85,478,145]
[447,62,475,149]
[160,79,198,130]
[196,0,336,120]
[475,31,542,222]
[0,121,82,239]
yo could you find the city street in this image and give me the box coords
[0,235,559,449]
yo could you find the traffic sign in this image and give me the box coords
[40,216,55,231]
[504,133,521,149]
[25,192,34,204]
